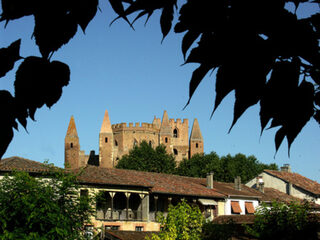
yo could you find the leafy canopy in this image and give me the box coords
[176,152,278,183]
[1,0,320,158]
[246,201,320,240]
[116,140,176,174]
[0,167,94,240]
[147,200,204,240]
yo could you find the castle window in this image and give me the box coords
[173,149,178,155]
[115,140,118,146]
[173,128,178,138]
[196,143,199,148]
[149,141,152,147]
[70,143,73,148]
[105,137,108,143]
[165,137,168,143]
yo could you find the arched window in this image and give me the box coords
[105,137,108,143]
[70,143,73,148]
[173,128,178,138]
[173,149,178,155]
[165,137,168,143]
[196,143,199,148]
[115,140,118,146]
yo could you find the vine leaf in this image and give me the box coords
[0,39,22,78]
[109,0,133,28]
[181,30,200,60]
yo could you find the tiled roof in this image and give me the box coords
[259,188,320,209]
[212,215,255,224]
[264,170,320,195]
[0,156,52,173]
[75,165,226,198]
[105,230,157,240]
[210,181,262,198]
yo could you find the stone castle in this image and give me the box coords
[65,110,203,169]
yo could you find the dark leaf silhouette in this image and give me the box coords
[160,1,175,42]
[0,0,37,26]
[275,127,286,154]
[109,0,133,28]
[72,0,98,33]
[181,30,200,60]
[0,91,16,159]
[0,39,22,78]
[184,64,211,109]
[14,57,70,120]
[33,11,78,59]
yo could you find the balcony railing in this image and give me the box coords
[96,209,143,221]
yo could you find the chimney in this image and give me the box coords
[207,172,214,189]
[256,176,264,193]
[281,164,291,173]
[287,182,293,195]
[234,176,241,191]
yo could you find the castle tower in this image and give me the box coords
[65,116,80,169]
[189,118,204,157]
[159,110,172,152]
[99,110,114,168]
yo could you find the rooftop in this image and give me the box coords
[264,169,320,195]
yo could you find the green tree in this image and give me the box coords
[176,152,223,179]
[147,200,204,240]
[1,0,320,158]
[116,140,176,174]
[176,152,278,183]
[246,201,320,240]
[0,168,94,240]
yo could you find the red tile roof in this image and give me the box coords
[0,156,52,173]
[75,165,226,198]
[264,170,320,195]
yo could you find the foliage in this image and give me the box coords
[1,0,320,158]
[116,140,176,174]
[201,220,238,240]
[176,152,278,183]
[0,167,94,240]
[246,201,320,240]
[147,200,204,240]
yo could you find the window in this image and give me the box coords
[196,143,199,148]
[149,141,152,147]
[231,201,242,214]
[105,225,119,231]
[70,143,73,148]
[165,137,168,143]
[173,149,178,155]
[115,140,118,146]
[105,137,108,143]
[173,128,178,138]
[245,202,255,214]
[135,226,144,231]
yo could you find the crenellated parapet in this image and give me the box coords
[112,122,159,131]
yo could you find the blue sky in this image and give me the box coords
[1,1,320,182]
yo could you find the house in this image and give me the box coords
[0,156,263,233]
[246,164,320,204]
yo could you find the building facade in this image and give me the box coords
[65,110,204,169]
